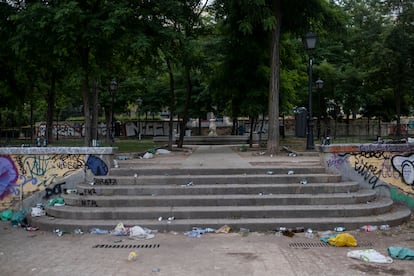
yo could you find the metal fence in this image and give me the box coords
[0,120,411,147]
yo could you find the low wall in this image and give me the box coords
[0,147,116,210]
[319,143,414,209]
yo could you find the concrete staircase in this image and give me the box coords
[30,165,411,233]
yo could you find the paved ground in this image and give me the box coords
[1,145,414,275]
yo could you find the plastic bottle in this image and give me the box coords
[334,227,346,232]
[361,225,378,232]
[128,251,138,262]
[380,224,390,231]
[305,229,314,239]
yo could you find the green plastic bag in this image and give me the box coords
[11,210,26,226]
[0,209,13,221]
[388,246,414,260]
[46,197,65,206]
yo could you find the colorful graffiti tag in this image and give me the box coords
[324,144,414,209]
[0,154,108,209]
[0,156,19,200]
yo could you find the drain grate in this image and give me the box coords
[289,242,373,249]
[93,244,160,249]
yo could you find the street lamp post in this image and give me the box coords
[136,98,143,140]
[110,79,117,144]
[303,31,318,150]
[315,78,324,141]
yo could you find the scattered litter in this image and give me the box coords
[216,225,231,233]
[320,230,334,239]
[182,181,193,187]
[110,222,128,236]
[156,149,171,155]
[65,189,77,194]
[334,227,346,232]
[239,228,250,236]
[305,228,314,239]
[0,209,13,221]
[54,229,68,236]
[129,226,156,240]
[388,246,414,260]
[347,249,393,263]
[287,170,294,175]
[361,225,378,232]
[184,227,216,238]
[46,197,65,207]
[327,233,358,247]
[300,179,308,185]
[380,225,391,231]
[25,226,39,231]
[11,210,27,227]
[282,230,295,237]
[292,227,305,233]
[143,152,154,159]
[117,155,129,160]
[128,251,138,261]
[90,228,110,235]
[31,207,45,217]
[73,228,84,235]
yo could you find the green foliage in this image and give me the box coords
[1,0,413,143]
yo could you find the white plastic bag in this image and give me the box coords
[347,249,393,263]
[129,226,155,240]
[31,207,45,217]
[143,152,154,159]
[156,149,171,155]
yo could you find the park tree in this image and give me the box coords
[213,0,340,153]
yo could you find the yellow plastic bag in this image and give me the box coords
[328,233,358,247]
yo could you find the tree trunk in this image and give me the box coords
[82,77,91,146]
[79,47,91,146]
[46,70,56,145]
[249,117,254,148]
[91,80,99,142]
[166,58,175,151]
[178,65,192,148]
[266,0,282,155]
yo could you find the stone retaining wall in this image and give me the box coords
[0,147,116,210]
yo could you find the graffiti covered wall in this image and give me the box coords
[321,143,414,209]
[0,147,114,210]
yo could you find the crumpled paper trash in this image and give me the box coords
[347,249,393,263]
[216,225,231,234]
[328,233,358,247]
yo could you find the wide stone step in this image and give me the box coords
[109,167,327,176]
[62,189,377,207]
[44,197,394,220]
[92,174,343,185]
[76,181,360,196]
[29,204,411,232]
